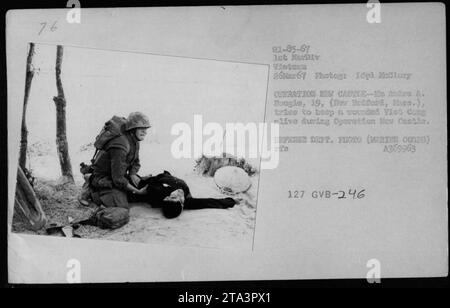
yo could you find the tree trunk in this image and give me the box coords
[15,166,47,231]
[19,43,35,170]
[53,45,74,183]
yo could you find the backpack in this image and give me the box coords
[91,116,127,162]
[95,207,130,229]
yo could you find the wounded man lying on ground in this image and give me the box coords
[132,170,237,218]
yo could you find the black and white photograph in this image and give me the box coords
[11,43,269,249]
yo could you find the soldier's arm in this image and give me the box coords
[110,148,146,194]
[129,156,141,175]
[109,148,131,190]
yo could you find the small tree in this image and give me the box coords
[53,45,74,183]
[19,43,35,170]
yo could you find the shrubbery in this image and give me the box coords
[194,153,258,177]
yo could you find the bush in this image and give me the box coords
[194,153,258,177]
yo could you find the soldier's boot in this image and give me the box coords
[78,174,93,206]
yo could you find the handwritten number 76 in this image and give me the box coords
[39,21,58,35]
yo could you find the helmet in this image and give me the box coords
[125,112,151,131]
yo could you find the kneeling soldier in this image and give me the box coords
[89,112,150,208]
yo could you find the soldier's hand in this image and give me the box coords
[135,185,148,195]
[130,174,141,187]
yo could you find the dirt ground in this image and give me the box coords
[12,174,258,250]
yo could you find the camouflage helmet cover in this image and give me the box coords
[125,112,151,131]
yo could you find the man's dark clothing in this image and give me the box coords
[137,171,236,210]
